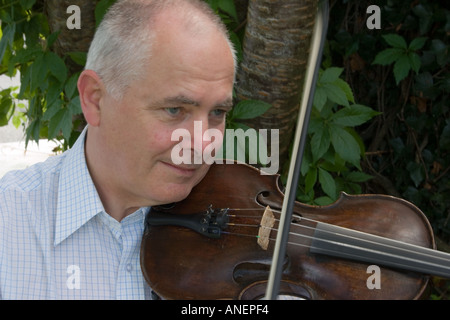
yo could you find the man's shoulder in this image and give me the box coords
[0,152,66,194]
[0,153,68,230]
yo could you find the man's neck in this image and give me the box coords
[84,129,141,222]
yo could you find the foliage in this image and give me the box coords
[210,0,378,201]
[220,99,272,165]
[204,0,244,63]
[296,67,378,205]
[0,0,83,149]
[326,0,450,243]
[373,33,427,84]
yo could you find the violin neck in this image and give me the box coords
[310,222,450,279]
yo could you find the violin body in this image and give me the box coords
[140,163,436,300]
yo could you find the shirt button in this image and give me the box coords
[126,264,133,272]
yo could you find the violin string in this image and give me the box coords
[285,223,450,266]
[225,208,450,270]
[222,210,450,268]
[227,222,260,228]
[224,226,450,275]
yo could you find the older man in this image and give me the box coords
[0,0,236,299]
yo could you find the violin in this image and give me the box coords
[140,1,450,299]
[140,161,450,300]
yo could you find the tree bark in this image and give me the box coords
[236,0,317,171]
[44,0,98,74]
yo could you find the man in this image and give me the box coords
[0,0,236,299]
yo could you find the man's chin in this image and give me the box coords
[150,187,193,207]
[150,163,211,205]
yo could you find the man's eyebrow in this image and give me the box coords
[164,95,200,107]
[161,95,234,110]
[218,98,234,110]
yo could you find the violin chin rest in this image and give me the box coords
[238,280,314,300]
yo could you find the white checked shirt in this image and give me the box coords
[0,127,153,299]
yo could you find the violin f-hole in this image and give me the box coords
[238,280,314,300]
[233,255,290,285]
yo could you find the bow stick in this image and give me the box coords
[265,0,330,300]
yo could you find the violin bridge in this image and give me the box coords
[257,206,275,250]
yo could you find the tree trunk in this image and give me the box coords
[44,0,98,132]
[45,0,98,74]
[236,0,317,171]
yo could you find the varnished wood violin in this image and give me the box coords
[140,162,450,300]
[140,0,449,300]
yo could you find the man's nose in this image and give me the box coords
[189,118,223,163]
[189,118,210,151]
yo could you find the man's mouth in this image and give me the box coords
[161,161,202,176]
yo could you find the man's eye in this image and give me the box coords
[211,109,227,117]
[165,107,181,116]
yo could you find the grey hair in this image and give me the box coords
[85,0,236,100]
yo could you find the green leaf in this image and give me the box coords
[30,53,47,92]
[372,48,404,66]
[300,147,312,176]
[18,64,32,98]
[314,196,334,206]
[68,96,82,115]
[329,125,361,164]
[393,55,411,84]
[0,23,16,62]
[9,46,42,71]
[311,127,330,162]
[48,108,73,140]
[319,167,336,199]
[218,0,238,22]
[320,67,343,83]
[65,72,80,99]
[330,104,379,127]
[431,39,448,67]
[346,128,365,167]
[407,162,424,187]
[0,97,13,126]
[46,76,63,106]
[307,117,323,136]
[345,171,373,183]
[95,0,116,26]
[19,0,36,10]
[46,31,60,49]
[409,37,427,51]
[319,159,346,173]
[334,78,354,103]
[45,52,67,83]
[67,52,87,66]
[305,166,317,194]
[25,119,41,145]
[412,4,433,35]
[12,112,25,129]
[42,98,62,121]
[231,100,271,120]
[322,83,349,107]
[382,34,407,49]
[313,86,327,112]
[407,52,421,74]
[205,0,219,11]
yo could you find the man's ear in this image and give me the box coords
[78,70,105,127]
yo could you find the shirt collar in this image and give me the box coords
[54,126,105,246]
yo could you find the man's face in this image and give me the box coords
[93,18,235,210]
